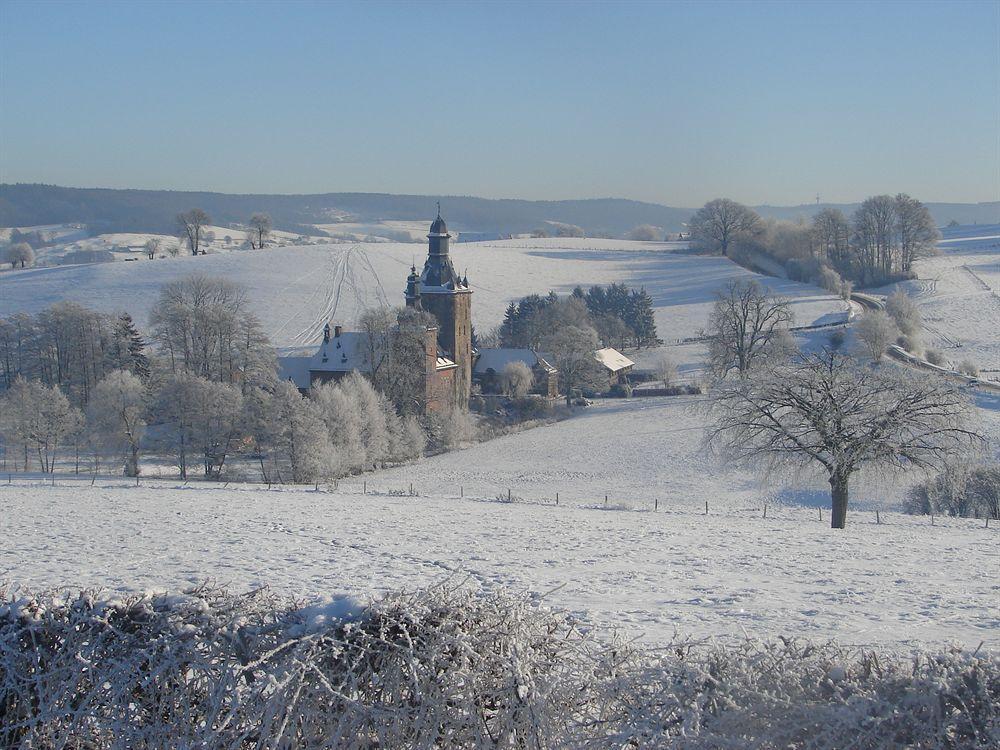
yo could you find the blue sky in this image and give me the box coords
[1,0,997,205]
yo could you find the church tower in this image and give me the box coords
[413,207,472,408]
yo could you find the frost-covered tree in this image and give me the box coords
[689,199,763,257]
[501,361,533,399]
[311,379,365,476]
[541,324,605,405]
[87,370,147,476]
[150,275,276,388]
[626,224,661,241]
[884,289,922,337]
[154,374,244,478]
[248,213,272,249]
[5,242,34,269]
[708,348,981,528]
[706,280,794,379]
[653,353,678,388]
[176,209,211,255]
[854,310,898,363]
[895,193,939,272]
[338,372,390,469]
[268,380,334,483]
[811,208,851,269]
[144,238,161,260]
[0,378,82,472]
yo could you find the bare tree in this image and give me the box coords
[854,310,898,362]
[895,194,939,272]
[6,242,34,269]
[248,213,272,249]
[653,352,678,388]
[501,361,533,399]
[708,348,981,528]
[810,208,851,269]
[541,324,605,405]
[176,209,211,256]
[144,238,162,260]
[706,280,794,379]
[689,199,763,256]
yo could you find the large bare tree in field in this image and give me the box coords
[248,213,272,249]
[177,208,211,256]
[708,349,982,529]
[689,198,763,257]
[707,279,794,379]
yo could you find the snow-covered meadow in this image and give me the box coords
[1,231,996,656]
[2,396,996,650]
[0,236,848,351]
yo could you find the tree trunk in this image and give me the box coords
[829,472,849,529]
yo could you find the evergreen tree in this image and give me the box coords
[111,313,150,379]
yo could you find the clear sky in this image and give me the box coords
[1,0,997,206]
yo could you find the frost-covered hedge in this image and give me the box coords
[1,584,997,749]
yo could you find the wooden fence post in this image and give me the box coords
[654,497,658,511]
[705,500,709,515]
[363,481,367,495]
[556,492,559,506]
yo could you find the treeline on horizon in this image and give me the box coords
[1,183,996,238]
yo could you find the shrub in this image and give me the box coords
[958,359,981,377]
[626,224,661,241]
[2,584,997,749]
[925,348,946,366]
[512,395,553,420]
[885,289,922,336]
[896,334,921,354]
[905,463,1000,519]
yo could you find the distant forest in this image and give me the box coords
[1,183,996,237]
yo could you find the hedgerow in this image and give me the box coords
[1,583,996,749]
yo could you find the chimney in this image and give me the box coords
[334,325,343,338]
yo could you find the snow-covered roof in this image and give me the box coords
[594,347,635,373]
[474,348,557,375]
[309,332,370,373]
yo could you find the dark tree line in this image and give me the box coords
[0,305,149,404]
[499,284,658,351]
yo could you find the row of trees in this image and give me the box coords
[703,280,981,528]
[497,284,658,352]
[689,195,939,287]
[0,369,428,482]
[0,305,149,403]
[0,276,271,405]
[176,210,272,255]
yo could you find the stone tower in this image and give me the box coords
[414,208,471,408]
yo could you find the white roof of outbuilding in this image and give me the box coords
[474,348,556,375]
[594,347,635,372]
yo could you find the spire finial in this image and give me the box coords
[436,200,441,218]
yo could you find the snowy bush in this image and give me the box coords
[2,583,997,749]
[958,359,981,377]
[905,462,1000,519]
[925,347,947,366]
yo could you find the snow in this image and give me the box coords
[2,396,996,650]
[879,225,1000,375]
[594,347,635,371]
[0,238,848,353]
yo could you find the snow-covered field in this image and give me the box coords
[0,237,848,351]
[2,396,996,649]
[892,225,1000,374]
[2,230,996,654]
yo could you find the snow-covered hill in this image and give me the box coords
[0,237,848,350]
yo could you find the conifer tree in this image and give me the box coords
[111,313,150,379]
